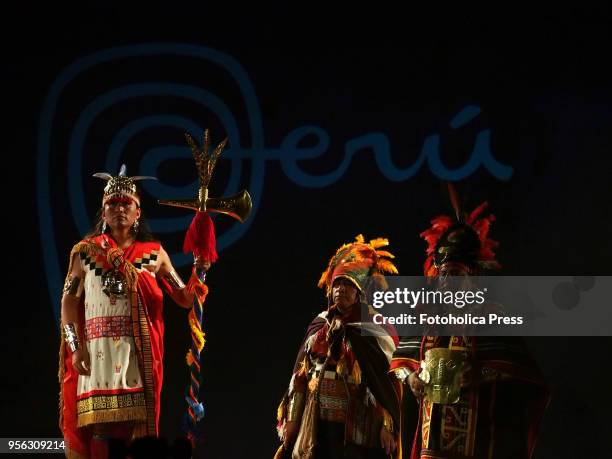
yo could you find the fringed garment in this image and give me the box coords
[276,304,401,459]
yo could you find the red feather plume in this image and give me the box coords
[420,201,500,275]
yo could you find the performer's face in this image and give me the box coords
[437,262,473,291]
[102,197,141,231]
[332,278,359,310]
[439,262,470,277]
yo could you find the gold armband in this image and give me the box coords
[164,269,186,290]
[63,275,84,298]
[287,392,305,422]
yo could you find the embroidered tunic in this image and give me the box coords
[390,335,549,459]
[75,240,159,426]
[60,235,167,458]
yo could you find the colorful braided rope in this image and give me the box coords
[184,267,208,441]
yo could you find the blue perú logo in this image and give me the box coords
[38,43,513,323]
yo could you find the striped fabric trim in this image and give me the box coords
[129,288,157,436]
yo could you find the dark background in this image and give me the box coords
[4,7,612,458]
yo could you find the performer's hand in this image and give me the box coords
[460,363,478,388]
[380,426,397,455]
[326,316,343,342]
[283,420,299,448]
[72,348,91,376]
[408,372,425,399]
[194,256,211,272]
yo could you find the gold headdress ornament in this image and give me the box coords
[93,164,157,206]
[318,234,399,297]
[158,129,252,223]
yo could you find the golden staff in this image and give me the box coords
[158,129,252,440]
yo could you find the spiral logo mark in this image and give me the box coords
[39,43,514,323]
[38,44,265,321]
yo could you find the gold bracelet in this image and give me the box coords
[382,409,394,433]
[63,323,80,352]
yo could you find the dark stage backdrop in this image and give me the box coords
[4,8,612,459]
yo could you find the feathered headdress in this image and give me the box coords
[318,234,398,297]
[93,164,156,206]
[421,184,500,277]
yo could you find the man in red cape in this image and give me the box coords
[390,199,550,459]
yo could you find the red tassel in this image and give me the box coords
[183,212,218,263]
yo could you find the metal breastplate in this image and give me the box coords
[101,269,128,298]
[420,348,468,404]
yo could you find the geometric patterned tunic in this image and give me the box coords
[390,335,549,459]
[74,238,160,428]
[60,234,173,459]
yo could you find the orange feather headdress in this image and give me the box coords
[318,234,399,297]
